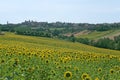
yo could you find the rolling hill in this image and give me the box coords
[0,32,120,80]
[0,32,120,55]
[75,29,120,40]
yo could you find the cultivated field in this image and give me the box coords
[76,29,120,40]
[0,33,120,80]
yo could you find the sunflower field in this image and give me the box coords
[0,33,120,80]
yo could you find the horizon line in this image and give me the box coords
[0,20,120,25]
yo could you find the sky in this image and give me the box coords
[0,0,120,24]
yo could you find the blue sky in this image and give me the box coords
[0,0,120,24]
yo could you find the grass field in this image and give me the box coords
[0,33,120,80]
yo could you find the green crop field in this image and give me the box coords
[0,33,120,80]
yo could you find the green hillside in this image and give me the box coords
[1,22,120,51]
[0,32,120,55]
[0,32,120,80]
[76,29,120,40]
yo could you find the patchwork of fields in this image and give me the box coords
[76,29,120,40]
[0,33,120,80]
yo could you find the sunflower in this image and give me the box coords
[81,73,89,80]
[84,76,92,80]
[64,71,72,79]
[110,69,114,74]
[51,70,56,76]
[98,68,102,72]
[1,59,5,63]
[56,66,61,69]
[45,60,49,64]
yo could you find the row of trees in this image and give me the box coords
[74,36,120,50]
[1,21,120,33]
[88,23,120,31]
[55,34,120,50]
[14,27,62,38]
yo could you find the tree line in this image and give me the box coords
[71,35,120,50]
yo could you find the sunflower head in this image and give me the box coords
[98,68,102,72]
[64,71,72,78]
[110,69,114,74]
[81,73,89,79]
[84,76,92,80]
[1,59,5,63]
[45,60,49,64]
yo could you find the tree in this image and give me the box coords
[70,34,76,42]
